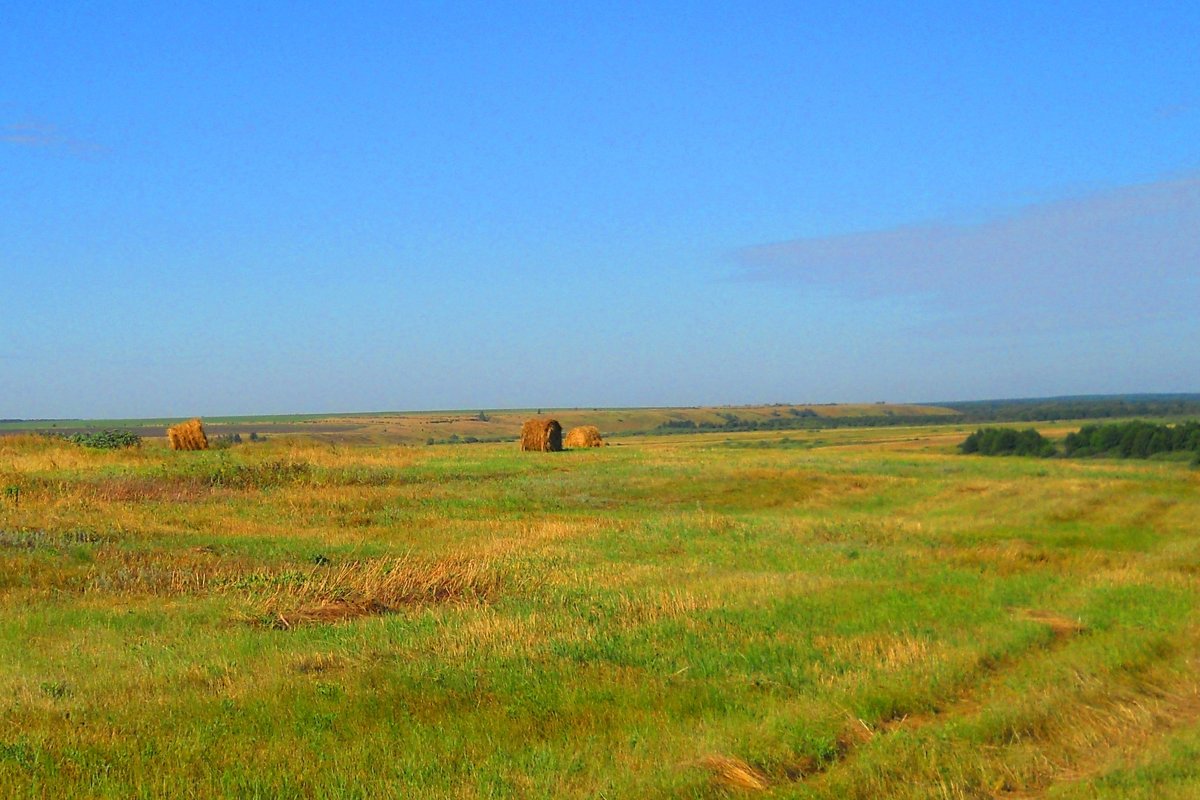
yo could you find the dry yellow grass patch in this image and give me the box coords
[428,609,546,660]
[1017,609,1088,639]
[980,672,1200,797]
[813,632,938,670]
[1,434,144,473]
[468,518,625,563]
[616,591,718,626]
[259,554,505,629]
[289,652,351,674]
[941,541,1078,576]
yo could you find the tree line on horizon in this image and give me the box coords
[647,396,1200,437]
[944,395,1200,423]
[961,420,1200,465]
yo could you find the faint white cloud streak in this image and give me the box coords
[1,121,107,156]
[733,175,1200,335]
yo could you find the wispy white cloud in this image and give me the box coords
[1154,103,1193,120]
[1,121,107,156]
[732,175,1200,335]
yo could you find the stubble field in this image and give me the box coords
[2,424,1198,798]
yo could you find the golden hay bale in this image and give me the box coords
[167,418,208,451]
[520,418,562,452]
[564,425,603,448]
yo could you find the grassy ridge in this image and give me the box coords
[1,427,1198,797]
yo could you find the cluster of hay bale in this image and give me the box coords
[167,418,208,451]
[520,418,562,452]
[520,419,605,451]
[564,425,603,448]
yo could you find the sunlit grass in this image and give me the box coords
[1,427,1198,797]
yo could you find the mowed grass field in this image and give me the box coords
[2,425,1199,798]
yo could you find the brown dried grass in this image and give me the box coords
[563,425,603,448]
[701,755,770,792]
[167,418,208,451]
[1017,608,1089,639]
[520,418,562,452]
[260,554,505,629]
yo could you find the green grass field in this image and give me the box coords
[2,424,1198,798]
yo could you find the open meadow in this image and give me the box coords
[2,424,1199,798]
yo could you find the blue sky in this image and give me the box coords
[2,2,1197,418]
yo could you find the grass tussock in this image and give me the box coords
[259,554,507,629]
[289,651,351,674]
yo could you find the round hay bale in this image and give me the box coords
[520,418,562,452]
[564,425,603,448]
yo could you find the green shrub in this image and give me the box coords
[211,433,243,450]
[69,429,141,449]
[959,427,1054,457]
[1063,420,1200,459]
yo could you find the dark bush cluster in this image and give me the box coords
[69,429,142,449]
[959,427,1055,457]
[1062,421,1200,460]
[960,420,1200,466]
